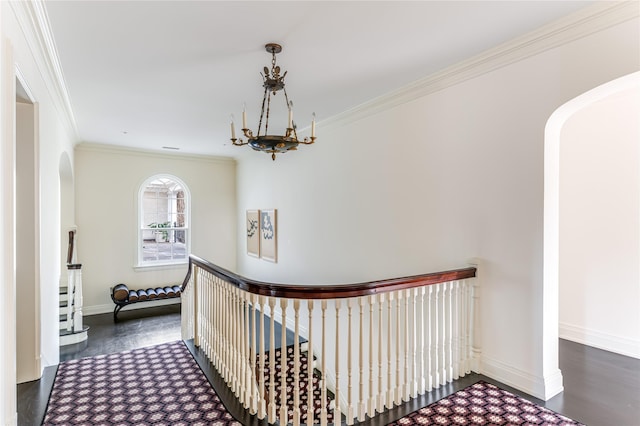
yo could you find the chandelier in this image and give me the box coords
[230,43,316,161]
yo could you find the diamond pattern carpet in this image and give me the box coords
[257,345,335,424]
[43,341,241,426]
[388,381,584,426]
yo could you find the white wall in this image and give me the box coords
[74,144,237,314]
[236,10,639,400]
[559,86,640,358]
[1,1,78,422]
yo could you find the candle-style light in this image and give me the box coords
[311,112,316,138]
[242,103,247,129]
[230,43,316,161]
[230,115,236,140]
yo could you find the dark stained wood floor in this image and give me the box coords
[17,305,640,425]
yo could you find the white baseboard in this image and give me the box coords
[480,356,563,401]
[559,322,640,359]
[84,298,181,316]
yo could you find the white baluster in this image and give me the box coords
[227,283,233,381]
[199,275,205,356]
[280,298,289,425]
[386,292,393,409]
[452,281,460,381]
[403,289,410,402]
[464,280,471,375]
[358,297,366,421]
[238,289,243,401]
[334,300,342,424]
[439,283,446,386]
[203,276,208,358]
[377,293,385,413]
[410,288,417,399]
[293,299,301,426]
[236,288,242,394]
[347,298,354,424]
[368,294,375,418]
[431,284,439,389]
[235,288,242,398]
[193,265,199,348]
[268,297,277,423]
[395,290,402,405]
[306,300,315,426]
[442,283,448,384]
[215,278,222,369]
[221,282,228,380]
[251,294,258,415]
[449,282,455,382]
[320,300,328,426]
[418,286,426,394]
[259,295,267,419]
[244,292,251,407]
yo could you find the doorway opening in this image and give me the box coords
[543,71,640,398]
[16,77,41,383]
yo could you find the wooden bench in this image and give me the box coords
[110,283,182,321]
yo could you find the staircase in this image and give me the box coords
[60,229,88,346]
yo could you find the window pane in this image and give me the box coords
[140,175,189,265]
[170,242,187,259]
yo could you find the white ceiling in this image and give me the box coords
[44,1,597,158]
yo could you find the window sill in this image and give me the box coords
[133,262,188,272]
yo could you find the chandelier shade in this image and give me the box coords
[230,43,316,161]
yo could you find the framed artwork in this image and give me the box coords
[260,209,277,263]
[246,210,260,258]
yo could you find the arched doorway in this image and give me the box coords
[543,72,640,390]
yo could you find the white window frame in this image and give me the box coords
[136,174,191,268]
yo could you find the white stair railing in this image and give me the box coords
[63,229,84,335]
[181,255,479,426]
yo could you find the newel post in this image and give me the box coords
[468,258,482,373]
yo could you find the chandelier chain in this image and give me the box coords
[271,50,277,75]
[257,86,268,135]
[265,91,272,136]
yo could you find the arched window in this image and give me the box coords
[138,175,190,266]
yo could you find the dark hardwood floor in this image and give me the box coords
[17,305,640,425]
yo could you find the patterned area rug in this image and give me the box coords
[388,381,584,426]
[43,341,241,426]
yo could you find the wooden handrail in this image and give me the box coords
[67,230,75,265]
[182,254,476,300]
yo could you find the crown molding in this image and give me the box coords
[322,1,639,130]
[9,0,79,142]
[75,142,237,165]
